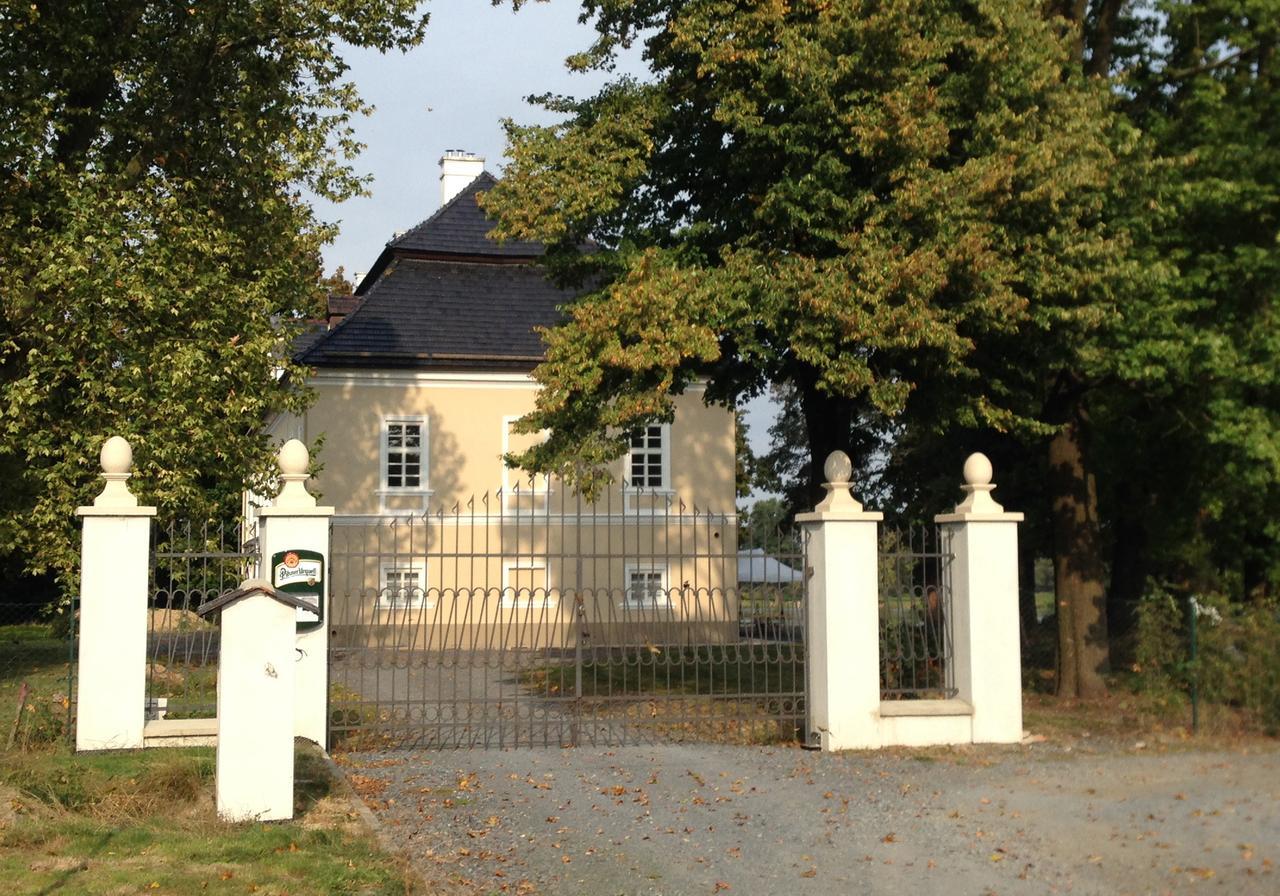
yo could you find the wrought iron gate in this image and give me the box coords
[878,525,956,700]
[147,519,259,720]
[327,486,807,750]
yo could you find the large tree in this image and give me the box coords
[0,1,427,588]
[486,0,1128,586]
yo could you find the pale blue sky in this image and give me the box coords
[313,0,634,278]
[314,0,779,470]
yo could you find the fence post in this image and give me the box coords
[75,436,157,751]
[935,453,1024,743]
[256,440,334,747]
[796,451,884,751]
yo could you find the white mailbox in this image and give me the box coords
[198,579,314,822]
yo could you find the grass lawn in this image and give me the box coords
[1,621,73,747]
[524,644,805,699]
[0,743,422,895]
[518,644,807,744]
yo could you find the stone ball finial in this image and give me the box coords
[823,450,853,485]
[278,439,309,477]
[100,436,133,475]
[963,452,993,487]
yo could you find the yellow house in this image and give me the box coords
[269,153,740,650]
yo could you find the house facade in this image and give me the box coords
[267,153,740,649]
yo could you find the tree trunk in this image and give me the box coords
[797,376,856,510]
[1049,414,1110,698]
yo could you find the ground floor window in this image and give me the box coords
[379,565,428,609]
[501,561,553,608]
[623,563,669,609]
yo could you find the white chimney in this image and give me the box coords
[439,150,485,206]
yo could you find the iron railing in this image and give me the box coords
[878,525,955,700]
[147,518,259,719]
[328,481,807,750]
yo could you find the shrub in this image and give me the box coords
[1135,583,1280,733]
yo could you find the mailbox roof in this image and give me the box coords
[196,578,317,618]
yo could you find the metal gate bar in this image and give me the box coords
[328,480,807,750]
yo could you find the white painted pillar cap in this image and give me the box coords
[91,435,139,509]
[814,450,864,513]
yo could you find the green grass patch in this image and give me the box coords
[1,623,72,748]
[524,644,805,699]
[519,645,806,745]
[0,744,420,895]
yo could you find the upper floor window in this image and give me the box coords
[628,423,670,490]
[382,416,428,491]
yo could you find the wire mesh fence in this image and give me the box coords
[147,518,259,720]
[0,601,74,750]
[878,525,955,700]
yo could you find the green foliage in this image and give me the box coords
[486,0,1128,496]
[1135,584,1280,732]
[0,1,427,591]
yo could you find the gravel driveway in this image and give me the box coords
[344,740,1279,895]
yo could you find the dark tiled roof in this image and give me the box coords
[291,323,329,358]
[297,258,572,369]
[387,172,545,259]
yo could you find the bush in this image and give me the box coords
[1135,584,1280,733]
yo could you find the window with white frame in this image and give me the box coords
[379,565,428,609]
[501,561,552,608]
[381,417,427,491]
[627,423,670,490]
[623,563,669,608]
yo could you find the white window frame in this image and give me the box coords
[378,415,430,513]
[501,560,554,608]
[622,563,670,609]
[378,563,430,610]
[624,422,672,493]
[501,414,553,511]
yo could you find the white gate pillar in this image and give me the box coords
[935,453,1024,743]
[797,451,883,751]
[256,440,334,747]
[76,437,157,751]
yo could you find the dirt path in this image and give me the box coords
[345,740,1280,895]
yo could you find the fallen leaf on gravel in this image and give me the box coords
[727,847,741,859]
[1088,855,1102,863]
[561,856,571,864]
[882,833,897,843]
[714,882,731,892]
[1187,867,1215,879]
[800,869,816,878]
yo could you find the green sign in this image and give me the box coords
[271,549,324,632]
